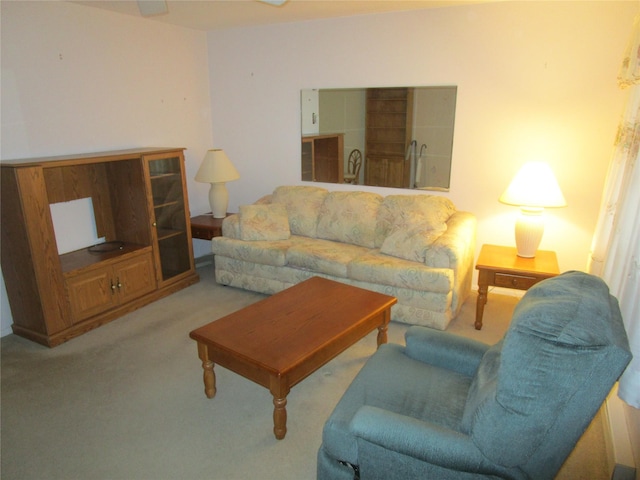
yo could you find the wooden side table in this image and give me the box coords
[475,244,560,330]
[190,214,228,240]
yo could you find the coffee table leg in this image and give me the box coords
[270,378,289,440]
[376,309,391,348]
[273,396,287,440]
[197,342,216,398]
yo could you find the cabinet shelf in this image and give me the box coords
[157,228,185,241]
[60,243,150,274]
[154,200,181,209]
[150,172,180,180]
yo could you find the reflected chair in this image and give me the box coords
[317,271,632,480]
[344,149,362,184]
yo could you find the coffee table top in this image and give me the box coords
[189,277,397,375]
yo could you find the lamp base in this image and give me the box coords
[208,182,229,219]
[515,207,545,258]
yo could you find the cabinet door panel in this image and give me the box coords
[116,253,156,304]
[386,158,406,188]
[66,269,115,323]
[365,157,387,186]
[144,152,194,284]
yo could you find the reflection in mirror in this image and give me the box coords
[301,86,456,191]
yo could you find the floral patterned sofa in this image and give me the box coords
[211,186,476,329]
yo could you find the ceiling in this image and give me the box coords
[71,0,498,31]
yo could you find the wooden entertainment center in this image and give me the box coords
[1,147,199,347]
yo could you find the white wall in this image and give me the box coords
[207,1,636,280]
[0,1,214,336]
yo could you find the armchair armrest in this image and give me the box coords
[405,326,489,377]
[350,406,503,475]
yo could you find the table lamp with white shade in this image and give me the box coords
[195,149,240,218]
[499,162,566,258]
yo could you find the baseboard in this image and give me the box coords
[612,465,637,480]
[195,254,214,268]
[603,383,637,480]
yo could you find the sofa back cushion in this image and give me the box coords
[375,195,456,248]
[461,271,631,468]
[379,228,442,263]
[238,204,290,241]
[316,191,383,248]
[271,186,328,238]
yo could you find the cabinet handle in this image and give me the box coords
[152,222,157,227]
[117,278,122,289]
[111,281,116,293]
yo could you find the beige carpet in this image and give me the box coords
[1,265,608,479]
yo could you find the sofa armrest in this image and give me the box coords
[425,212,475,269]
[405,326,489,377]
[221,214,240,239]
[425,211,476,315]
[350,406,504,475]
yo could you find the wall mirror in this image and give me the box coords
[301,86,457,191]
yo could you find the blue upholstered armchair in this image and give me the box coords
[317,271,632,480]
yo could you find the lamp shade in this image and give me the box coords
[499,162,566,208]
[499,162,566,258]
[195,149,240,184]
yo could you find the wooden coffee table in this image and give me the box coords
[189,277,397,440]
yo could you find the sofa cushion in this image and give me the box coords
[287,238,370,278]
[349,252,453,292]
[376,195,456,247]
[272,186,328,238]
[380,228,442,263]
[317,191,383,248]
[239,204,290,241]
[212,237,293,267]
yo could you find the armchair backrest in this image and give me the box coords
[461,271,631,478]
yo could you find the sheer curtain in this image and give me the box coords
[588,14,640,408]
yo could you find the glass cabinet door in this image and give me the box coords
[145,152,193,283]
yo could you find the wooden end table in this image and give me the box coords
[189,277,397,440]
[190,213,229,240]
[475,244,560,330]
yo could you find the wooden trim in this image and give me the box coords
[1,147,186,167]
